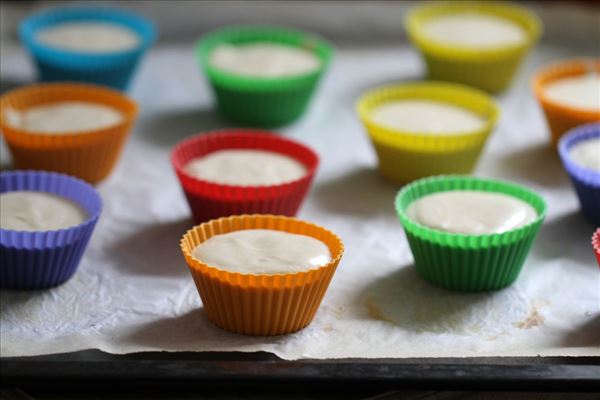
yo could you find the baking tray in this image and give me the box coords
[2,351,600,393]
[2,3,600,395]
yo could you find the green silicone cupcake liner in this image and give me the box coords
[196,25,333,127]
[406,1,542,93]
[395,175,546,292]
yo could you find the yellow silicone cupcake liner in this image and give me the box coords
[406,1,542,93]
[357,81,499,184]
[180,215,344,336]
[0,83,138,184]
[533,58,600,146]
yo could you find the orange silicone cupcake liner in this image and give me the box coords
[180,214,344,336]
[0,82,138,184]
[533,58,600,146]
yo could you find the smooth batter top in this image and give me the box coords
[5,101,123,134]
[544,74,600,111]
[372,100,487,134]
[0,191,88,232]
[36,22,140,53]
[407,190,537,235]
[569,137,600,171]
[421,12,527,48]
[192,229,331,274]
[209,42,321,78]
[184,149,307,186]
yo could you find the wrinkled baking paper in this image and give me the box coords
[1,45,599,359]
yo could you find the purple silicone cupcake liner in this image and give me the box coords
[0,170,102,290]
[558,123,600,225]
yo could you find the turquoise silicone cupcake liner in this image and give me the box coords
[20,7,156,90]
[395,175,546,291]
[196,25,333,127]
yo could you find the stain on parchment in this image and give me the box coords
[515,301,548,329]
[364,296,396,324]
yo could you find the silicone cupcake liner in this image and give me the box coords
[172,129,319,224]
[180,214,344,335]
[406,1,541,93]
[558,123,600,225]
[592,229,600,268]
[196,25,333,127]
[20,7,156,90]
[357,82,499,184]
[395,175,546,292]
[0,170,102,290]
[533,59,600,146]
[0,82,138,184]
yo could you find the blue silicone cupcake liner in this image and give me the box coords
[0,171,102,290]
[20,7,156,90]
[558,123,600,225]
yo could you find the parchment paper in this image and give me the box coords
[1,43,599,359]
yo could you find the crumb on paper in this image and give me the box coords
[468,324,482,334]
[332,305,345,319]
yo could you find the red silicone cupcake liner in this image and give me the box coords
[592,229,600,268]
[171,129,319,223]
